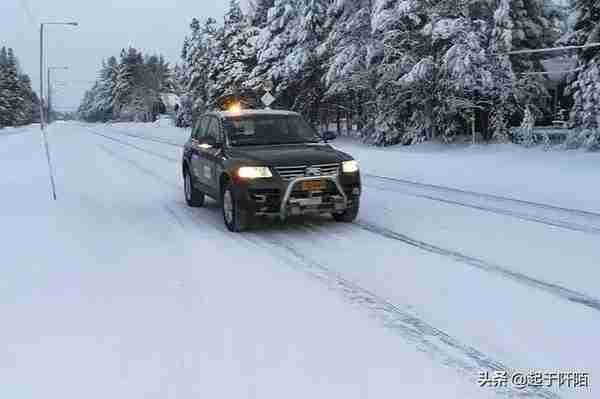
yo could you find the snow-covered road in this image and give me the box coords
[1,122,598,399]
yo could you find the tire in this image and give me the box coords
[222,182,252,232]
[333,196,360,223]
[184,170,205,207]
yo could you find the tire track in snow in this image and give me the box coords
[82,124,600,236]
[245,231,561,399]
[85,127,179,163]
[97,144,179,189]
[354,220,600,313]
[365,174,600,235]
[88,124,600,313]
[95,142,224,234]
[366,174,600,218]
[92,129,562,397]
[364,182,600,236]
[84,123,184,147]
[77,122,599,224]
[96,144,189,233]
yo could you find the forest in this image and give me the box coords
[78,48,175,123]
[79,0,600,149]
[0,46,40,129]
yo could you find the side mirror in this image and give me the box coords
[322,131,337,141]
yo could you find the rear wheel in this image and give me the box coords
[184,170,205,207]
[222,182,252,232]
[333,197,360,223]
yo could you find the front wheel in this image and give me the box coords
[222,183,252,232]
[333,197,360,223]
[184,170,205,207]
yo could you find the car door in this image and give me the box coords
[200,116,224,196]
[189,116,209,190]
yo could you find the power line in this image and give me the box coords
[54,80,97,85]
[520,68,583,76]
[500,43,600,56]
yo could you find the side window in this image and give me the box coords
[193,117,207,140]
[214,118,224,143]
[191,120,200,140]
[206,117,221,143]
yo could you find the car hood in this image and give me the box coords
[226,143,352,166]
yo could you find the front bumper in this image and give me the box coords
[235,173,361,220]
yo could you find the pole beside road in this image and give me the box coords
[39,22,78,201]
[47,66,69,124]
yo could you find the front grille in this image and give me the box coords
[274,163,340,181]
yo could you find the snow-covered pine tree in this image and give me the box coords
[319,0,382,137]
[567,0,600,149]
[249,0,275,28]
[179,17,220,121]
[285,0,330,124]
[517,105,536,146]
[492,0,559,121]
[322,0,378,100]
[0,47,38,126]
[368,0,556,146]
[79,48,174,122]
[78,81,104,121]
[211,0,259,107]
[3,48,27,126]
[93,56,118,121]
[570,0,600,127]
[248,0,301,103]
[374,0,484,143]
[488,36,517,143]
[493,0,559,72]
[0,48,10,128]
[112,49,135,117]
[174,63,193,127]
[17,74,35,125]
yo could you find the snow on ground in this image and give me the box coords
[1,124,493,399]
[335,137,600,214]
[2,122,598,398]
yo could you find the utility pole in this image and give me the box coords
[39,24,44,130]
[47,67,51,124]
[47,66,69,124]
[39,21,78,201]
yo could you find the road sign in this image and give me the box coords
[262,92,275,108]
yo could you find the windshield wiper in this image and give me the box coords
[232,140,319,146]
[231,142,270,146]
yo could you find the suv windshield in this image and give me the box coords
[223,115,321,146]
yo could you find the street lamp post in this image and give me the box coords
[39,21,78,201]
[47,66,69,124]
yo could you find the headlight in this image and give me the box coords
[238,166,273,179]
[342,160,359,173]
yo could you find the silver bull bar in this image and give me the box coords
[279,175,348,220]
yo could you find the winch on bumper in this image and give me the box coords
[245,173,361,220]
[280,175,350,220]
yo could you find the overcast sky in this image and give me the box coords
[1,0,238,111]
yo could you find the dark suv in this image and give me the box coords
[182,110,361,232]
